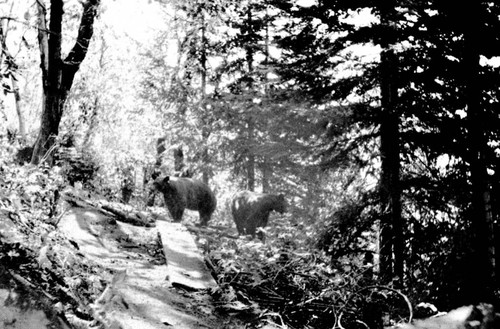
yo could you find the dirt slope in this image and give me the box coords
[57,206,243,329]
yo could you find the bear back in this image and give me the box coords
[231,190,286,237]
[153,176,217,214]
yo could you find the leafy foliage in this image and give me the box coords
[203,221,410,328]
[0,149,109,325]
[2,0,500,325]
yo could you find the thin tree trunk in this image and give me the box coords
[10,76,26,142]
[261,6,271,193]
[83,32,105,150]
[246,115,256,191]
[378,1,402,285]
[245,4,255,191]
[0,8,26,143]
[82,96,99,149]
[261,158,270,193]
[200,12,210,185]
[463,1,495,303]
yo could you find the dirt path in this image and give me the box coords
[58,206,242,329]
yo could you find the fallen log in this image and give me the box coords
[100,204,155,227]
[62,192,155,227]
[185,224,239,239]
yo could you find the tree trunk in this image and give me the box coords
[200,11,210,185]
[0,11,26,143]
[32,0,100,164]
[261,157,270,193]
[82,32,105,150]
[247,151,256,191]
[378,1,402,285]
[246,116,256,191]
[463,1,495,303]
[10,76,26,142]
[82,96,99,149]
[261,7,271,194]
[245,4,255,192]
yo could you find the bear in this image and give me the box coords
[231,190,286,239]
[153,175,217,226]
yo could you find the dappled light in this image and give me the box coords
[1,0,500,328]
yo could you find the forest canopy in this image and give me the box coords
[1,0,500,328]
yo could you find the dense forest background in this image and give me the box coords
[1,0,500,328]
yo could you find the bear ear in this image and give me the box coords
[163,176,170,184]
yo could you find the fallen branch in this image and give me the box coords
[100,204,155,227]
[63,192,155,227]
[185,224,239,239]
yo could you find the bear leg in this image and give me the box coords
[199,213,210,226]
[245,220,257,238]
[169,208,184,222]
[235,223,244,235]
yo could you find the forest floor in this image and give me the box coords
[58,205,250,329]
[0,196,258,329]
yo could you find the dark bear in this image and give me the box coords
[153,175,217,226]
[231,190,286,239]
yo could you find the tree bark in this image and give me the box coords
[0,20,27,143]
[261,7,271,194]
[379,49,401,283]
[246,147,256,191]
[32,0,100,164]
[10,76,26,142]
[378,1,403,285]
[261,158,270,193]
[463,1,495,303]
[245,4,256,192]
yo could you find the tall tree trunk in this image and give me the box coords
[32,0,100,164]
[0,10,26,143]
[379,48,401,283]
[200,11,210,185]
[82,96,99,149]
[463,1,495,303]
[261,6,271,193]
[378,1,403,285]
[83,32,105,150]
[261,158,270,193]
[246,116,256,191]
[10,76,26,142]
[245,4,256,191]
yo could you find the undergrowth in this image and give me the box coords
[198,223,413,329]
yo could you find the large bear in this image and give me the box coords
[153,175,217,226]
[231,190,286,239]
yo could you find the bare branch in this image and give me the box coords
[64,0,100,66]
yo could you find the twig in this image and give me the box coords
[335,284,413,329]
[356,285,413,322]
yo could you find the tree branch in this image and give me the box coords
[64,0,100,67]
[47,0,63,88]
[62,0,100,95]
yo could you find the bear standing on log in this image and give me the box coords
[153,175,217,226]
[231,190,286,239]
